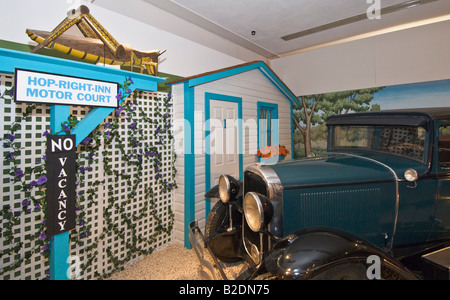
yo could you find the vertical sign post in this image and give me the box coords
[49,105,71,280]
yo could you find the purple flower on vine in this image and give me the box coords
[131,140,140,147]
[42,128,51,137]
[81,137,92,145]
[30,176,47,187]
[104,130,111,140]
[39,232,46,241]
[5,152,14,162]
[36,176,47,185]
[87,152,95,161]
[116,90,123,102]
[41,244,50,252]
[115,106,124,115]
[22,199,30,207]
[127,77,134,84]
[62,123,70,132]
[29,180,37,188]
[104,122,111,128]
[7,134,15,142]
[14,169,24,179]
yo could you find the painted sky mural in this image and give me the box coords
[293,78,450,158]
[373,79,450,110]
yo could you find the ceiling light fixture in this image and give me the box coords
[276,13,450,58]
[281,0,439,41]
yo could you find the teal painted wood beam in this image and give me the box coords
[184,82,195,249]
[49,105,71,280]
[0,48,165,92]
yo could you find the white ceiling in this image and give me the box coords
[143,0,450,58]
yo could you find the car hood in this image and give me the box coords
[270,152,427,188]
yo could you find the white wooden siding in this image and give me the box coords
[172,69,293,246]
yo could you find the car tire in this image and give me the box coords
[205,200,240,239]
[205,200,243,263]
[311,263,368,280]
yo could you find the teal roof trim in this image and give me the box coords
[168,61,300,105]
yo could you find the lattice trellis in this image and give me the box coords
[0,73,175,280]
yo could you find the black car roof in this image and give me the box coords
[327,107,450,127]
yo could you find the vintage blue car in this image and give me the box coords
[189,107,450,280]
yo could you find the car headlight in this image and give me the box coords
[243,192,273,232]
[218,175,239,203]
[404,168,419,182]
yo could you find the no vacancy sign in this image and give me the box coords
[46,135,76,237]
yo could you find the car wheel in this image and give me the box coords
[312,263,368,280]
[205,200,240,239]
[205,200,243,263]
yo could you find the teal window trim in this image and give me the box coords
[204,92,243,220]
[257,101,279,152]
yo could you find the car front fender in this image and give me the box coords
[264,227,418,280]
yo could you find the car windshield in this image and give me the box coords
[330,125,427,162]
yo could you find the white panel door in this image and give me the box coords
[209,100,240,188]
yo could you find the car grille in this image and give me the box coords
[242,166,282,265]
[244,170,268,197]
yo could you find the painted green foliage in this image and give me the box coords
[293,88,383,157]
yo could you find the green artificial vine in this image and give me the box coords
[0,78,176,279]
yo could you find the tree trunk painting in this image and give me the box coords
[293,88,383,157]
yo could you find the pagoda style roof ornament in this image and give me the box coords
[26,5,165,76]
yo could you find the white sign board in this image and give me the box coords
[15,69,119,108]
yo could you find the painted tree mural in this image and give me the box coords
[293,88,383,157]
